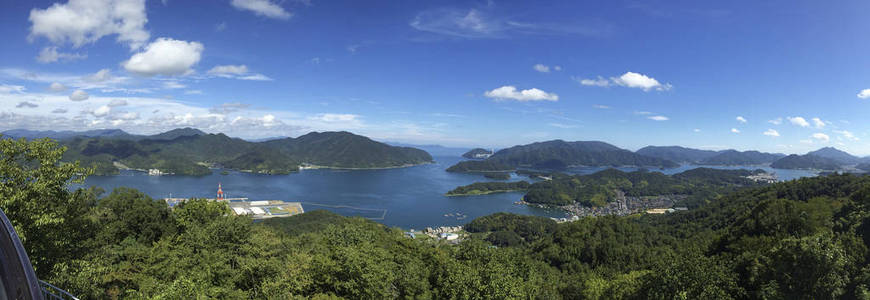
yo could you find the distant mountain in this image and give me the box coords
[58,129,432,175]
[635,146,720,163]
[1,128,132,140]
[462,148,494,159]
[770,154,842,170]
[806,147,861,164]
[447,140,678,172]
[265,131,433,168]
[386,142,470,157]
[858,163,870,172]
[699,150,785,165]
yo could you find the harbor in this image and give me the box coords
[163,183,304,219]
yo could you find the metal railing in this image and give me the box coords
[39,280,80,300]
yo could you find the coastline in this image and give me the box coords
[445,189,527,197]
[299,161,434,171]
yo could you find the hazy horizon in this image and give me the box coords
[2,0,869,154]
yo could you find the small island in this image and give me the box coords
[446,181,531,196]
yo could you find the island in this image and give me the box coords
[447,139,678,173]
[770,154,842,170]
[446,181,531,196]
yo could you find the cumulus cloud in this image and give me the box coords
[533,64,550,73]
[592,104,610,109]
[787,116,810,127]
[768,117,782,125]
[763,129,779,137]
[314,113,358,122]
[736,116,747,123]
[35,46,86,63]
[91,105,111,117]
[28,0,149,49]
[163,81,186,89]
[231,0,292,19]
[858,89,870,99]
[83,69,114,82]
[576,72,672,91]
[812,133,830,142]
[811,117,825,129]
[69,89,89,101]
[51,108,68,114]
[731,128,740,133]
[122,38,203,76]
[410,8,606,39]
[647,115,669,121]
[16,101,39,108]
[484,85,558,102]
[49,82,67,92]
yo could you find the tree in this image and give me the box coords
[0,137,95,277]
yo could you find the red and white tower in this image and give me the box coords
[217,183,224,201]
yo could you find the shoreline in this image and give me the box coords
[445,189,528,197]
[299,161,434,170]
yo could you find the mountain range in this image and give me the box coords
[4,128,432,175]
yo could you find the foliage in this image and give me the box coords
[699,149,784,165]
[771,154,843,170]
[461,148,492,159]
[446,181,530,196]
[445,160,513,172]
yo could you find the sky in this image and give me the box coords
[1,0,869,155]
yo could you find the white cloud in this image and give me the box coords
[314,113,358,122]
[577,72,672,91]
[92,105,111,117]
[553,66,562,71]
[108,99,128,107]
[731,128,740,133]
[800,139,814,144]
[693,128,701,132]
[811,117,825,129]
[576,76,610,87]
[208,65,249,76]
[0,84,26,94]
[484,86,558,102]
[787,116,810,127]
[28,0,149,49]
[858,89,870,99]
[35,46,86,63]
[51,108,68,114]
[231,0,292,20]
[209,102,250,114]
[736,116,747,123]
[238,74,273,81]
[592,104,610,109]
[768,117,782,125]
[69,89,89,101]
[533,64,550,73]
[122,38,203,76]
[834,130,859,141]
[763,129,779,137]
[647,115,669,121]
[409,8,606,39]
[215,22,227,32]
[84,69,114,82]
[184,90,203,95]
[163,81,186,89]
[206,64,271,81]
[49,82,67,92]
[548,122,578,129]
[812,133,830,142]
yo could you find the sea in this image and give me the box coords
[78,156,819,229]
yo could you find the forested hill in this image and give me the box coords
[8,136,870,298]
[447,140,677,172]
[635,145,721,163]
[770,154,843,170]
[699,149,785,165]
[16,129,433,175]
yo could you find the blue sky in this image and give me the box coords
[1,0,869,155]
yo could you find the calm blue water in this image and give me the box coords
[78,156,818,229]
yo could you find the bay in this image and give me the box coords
[78,156,818,229]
